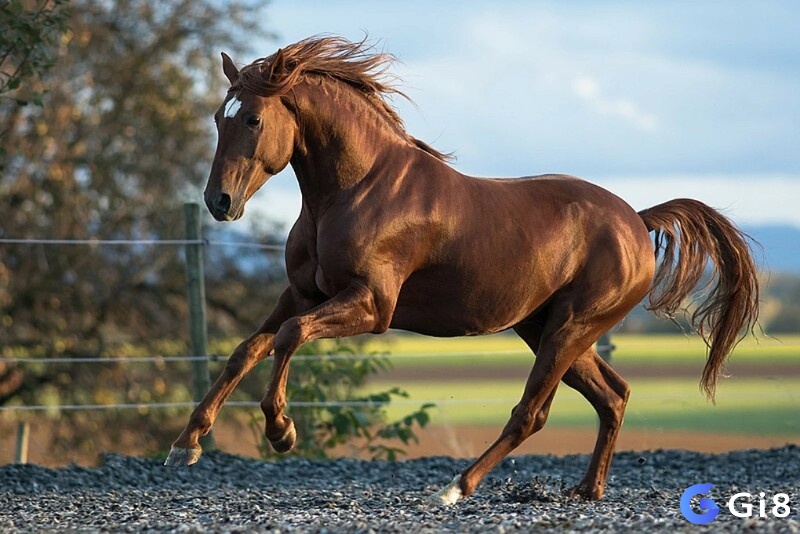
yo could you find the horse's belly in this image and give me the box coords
[389,306,512,337]
[389,269,547,337]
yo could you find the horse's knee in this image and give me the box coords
[227,333,274,371]
[273,317,306,355]
[226,345,252,372]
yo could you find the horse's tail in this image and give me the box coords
[638,199,760,401]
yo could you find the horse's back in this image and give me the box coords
[482,173,634,214]
[389,172,654,336]
[454,173,650,256]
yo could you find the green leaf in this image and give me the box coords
[332,412,351,435]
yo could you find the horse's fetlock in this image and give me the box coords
[189,412,213,434]
[261,399,286,422]
[459,475,477,497]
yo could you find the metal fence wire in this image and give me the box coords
[0,215,546,414]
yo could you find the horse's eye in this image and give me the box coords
[246,115,261,127]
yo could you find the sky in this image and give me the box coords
[224,1,800,230]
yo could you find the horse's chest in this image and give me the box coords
[313,265,335,297]
[284,249,337,301]
[286,216,358,298]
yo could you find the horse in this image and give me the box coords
[164,36,760,505]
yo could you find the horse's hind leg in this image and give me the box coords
[490,324,630,500]
[561,349,630,500]
[430,381,559,506]
[430,309,606,505]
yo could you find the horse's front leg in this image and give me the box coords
[261,282,394,453]
[164,287,310,466]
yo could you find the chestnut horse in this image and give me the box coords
[165,36,759,504]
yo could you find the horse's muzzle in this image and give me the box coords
[207,192,240,221]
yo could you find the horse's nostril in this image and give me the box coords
[216,193,232,214]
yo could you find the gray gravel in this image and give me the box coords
[1,446,799,532]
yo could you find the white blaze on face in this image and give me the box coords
[223,96,242,119]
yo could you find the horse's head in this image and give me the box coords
[205,52,297,221]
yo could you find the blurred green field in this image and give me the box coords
[351,332,800,437]
[364,377,800,436]
[346,332,800,368]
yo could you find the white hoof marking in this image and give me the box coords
[430,475,463,506]
[163,447,202,467]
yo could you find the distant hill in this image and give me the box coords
[744,225,800,274]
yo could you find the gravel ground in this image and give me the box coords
[1,446,799,532]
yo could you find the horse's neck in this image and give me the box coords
[288,79,413,208]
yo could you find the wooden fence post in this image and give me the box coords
[596,332,615,363]
[184,202,216,450]
[15,422,29,464]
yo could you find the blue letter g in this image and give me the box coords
[680,483,719,525]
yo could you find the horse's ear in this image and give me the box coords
[269,48,287,77]
[221,52,239,85]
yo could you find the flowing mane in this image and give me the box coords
[235,35,452,161]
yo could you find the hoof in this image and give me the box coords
[429,475,463,506]
[566,484,603,501]
[269,421,297,453]
[163,446,202,467]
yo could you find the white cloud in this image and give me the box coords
[594,174,800,228]
[573,75,600,99]
[572,74,659,132]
